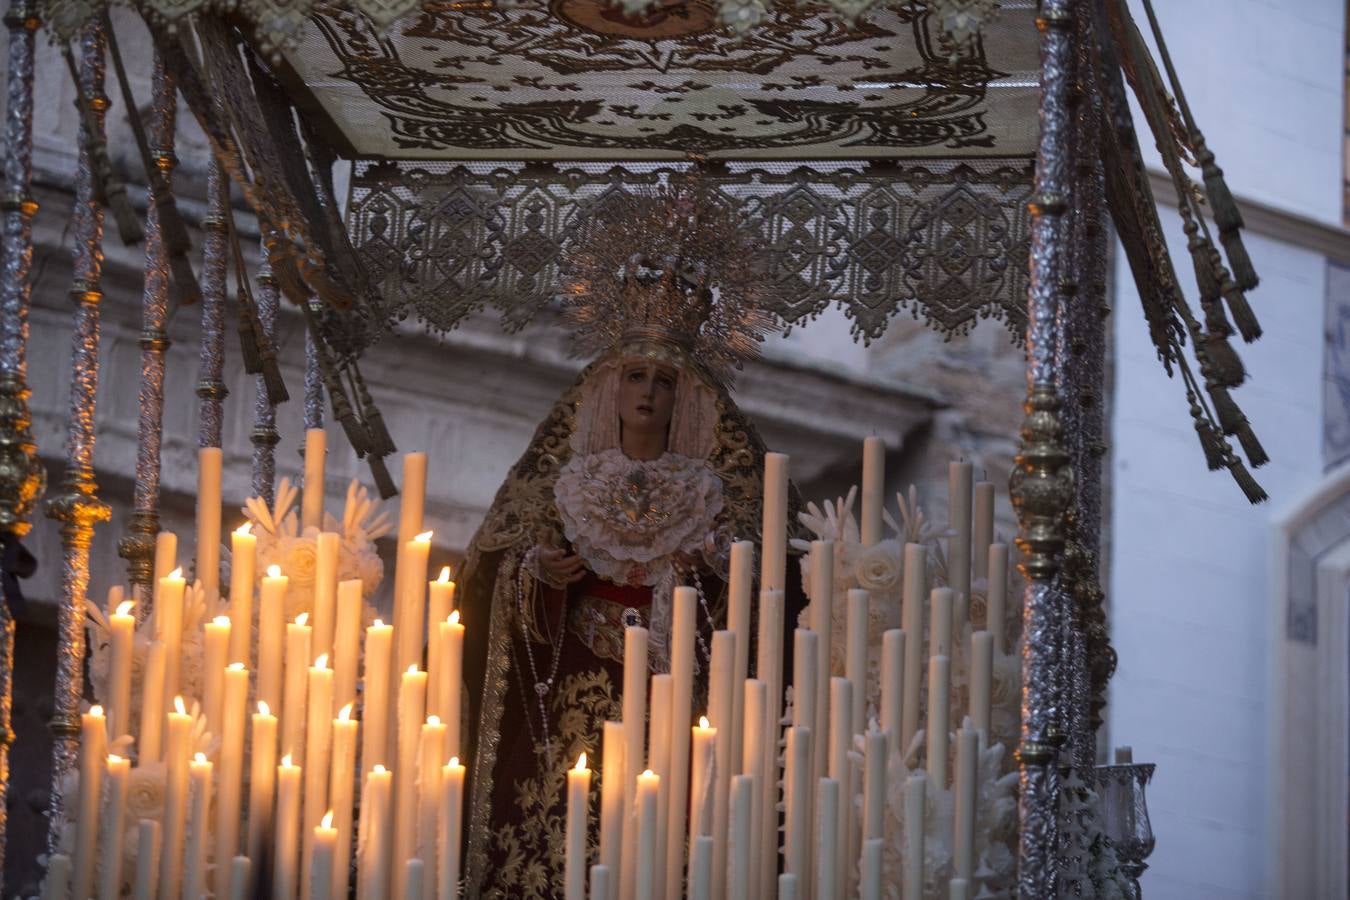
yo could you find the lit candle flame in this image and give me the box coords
[167,567,183,580]
[235,522,253,536]
[373,618,385,628]
[437,566,452,583]
[407,664,419,675]
[228,662,245,671]
[174,696,186,716]
[194,752,207,764]
[642,768,655,778]
[374,764,387,774]
[414,530,433,543]
[427,715,440,726]
[267,565,282,579]
[314,653,329,670]
[281,753,293,767]
[295,613,309,627]
[108,753,123,764]
[575,752,587,771]
[89,704,104,717]
[699,715,710,729]
[449,756,460,767]
[115,600,134,617]
[258,701,271,716]
[339,704,353,722]
[212,615,231,627]
[321,810,334,829]
[448,610,461,626]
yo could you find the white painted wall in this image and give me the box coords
[1109,3,1342,897]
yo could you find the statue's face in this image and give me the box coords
[618,361,679,438]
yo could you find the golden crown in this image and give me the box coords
[559,179,778,387]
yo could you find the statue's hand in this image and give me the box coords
[537,546,587,587]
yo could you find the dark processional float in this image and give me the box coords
[0,0,1270,896]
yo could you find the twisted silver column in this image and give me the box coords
[197,157,229,450]
[1009,1,1077,896]
[251,249,280,505]
[44,17,111,855]
[304,307,323,430]
[0,0,43,871]
[117,53,174,602]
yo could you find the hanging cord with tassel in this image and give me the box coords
[58,42,140,245]
[298,300,381,464]
[1139,0,1258,292]
[223,203,289,405]
[103,10,199,307]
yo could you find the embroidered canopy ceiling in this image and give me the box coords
[277,0,1040,161]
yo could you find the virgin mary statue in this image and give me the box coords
[457,183,801,898]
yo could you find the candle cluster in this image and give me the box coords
[50,445,471,900]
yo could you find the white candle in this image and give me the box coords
[248,701,278,891]
[970,631,994,744]
[139,641,166,763]
[904,774,927,900]
[953,722,978,881]
[258,562,287,711]
[157,567,186,704]
[43,854,70,900]
[153,530,177,593]
[863,727,887,840]
[330,704,359,898]
[358,765,394,900]
[861,436,885,547]
[362,618,394,774]
[401,859,423,900]
[275,754,303,900]
[707,631,735,900]
[647,673,671,900]
[427,567,455,719]
[761,453,788,591]
[619,626,649,900]
[778,873,798,900]
[947,460,973,612]
[313,531,341,665]
[827,678,852,900]
[311,810,337,900]
[987,543,1008,654]
[599,722,625,900]
[949,877,970,900]
[390,453,428,756]
[881,629,905,759]
[304,654,335,900]
[96,753,130,900]
[689,716,716,845]
[416,716,447,900]
[333,579,364,715]
[565,751,593,900]
[397,452,428,545]
[589,865,611,900]
[203,614,231,734]
[973,481,994,581]
[845,588,868,736]
[197,446,224,601]
[439,610,465,759]
[107,596,135,740]
[229,522,257,668]
[727,541,752,776]
[740,679,767,900]
[901,543,926,754]
[814,777,840,900]
[930,587,954,659]
[755,588,784,897]
[635,769,660,900]
[395,531,433,724]
[809,539,834,799]
[216,662,249,899]
[860,838,883,900]
[284,613,313,766]
[132,820,160,900]
[228,857,252,900]
[927,654,950,788]
[302,427,327,531]
[727,774,753,900]
[184,752,213,900]
[158,697,191,900]
[689,835,714,900]
[393,665,427,900]
[665,586,696,900]
[792,629,818,734]
[72,704,106,900]
[438,758,466,900]
[783,725,810,881]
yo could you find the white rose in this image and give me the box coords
[854,539,902,592]
[281,536,320,589]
